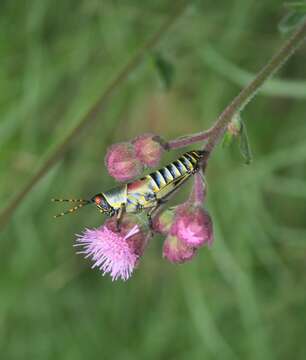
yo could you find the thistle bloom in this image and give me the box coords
[133,133,164,168]
[105,142,143,182]
[172,203,213,248]
[76,216,149,281]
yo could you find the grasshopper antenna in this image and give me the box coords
[51,198,90,203]
[51,198,91,218]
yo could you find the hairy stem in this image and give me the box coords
[0,2,189,230]
[167,130,213,149]
[162,19,306,154]
[190,172,206,205]
[154,130,213,150]
[204,19,306,154]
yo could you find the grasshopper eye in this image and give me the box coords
[93,195,103,206]
[92,194,112,214]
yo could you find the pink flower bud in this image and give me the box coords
[133,133,164,168]
[105,143,143,182]
[152,208,175,235]
[76,215,150,281]
[172,203,213,248]
[163,233,196,264]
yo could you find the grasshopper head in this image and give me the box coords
[92,193,115,217]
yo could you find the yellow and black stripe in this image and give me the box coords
[145,150,204,191]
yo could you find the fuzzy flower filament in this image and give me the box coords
[76,216,149,281]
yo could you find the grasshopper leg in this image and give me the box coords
[116,203,126,232]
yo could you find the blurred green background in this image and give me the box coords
[1,1,306,359]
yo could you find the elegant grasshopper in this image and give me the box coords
[52,150,206,225]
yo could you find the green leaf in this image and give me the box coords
[239,122,253,165]
[222,113,242,148]
[278,10,306,34]
[152,52,175,90]
[222,131,234,147]
[222,113,253,164]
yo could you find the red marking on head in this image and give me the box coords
[94,196,101,205]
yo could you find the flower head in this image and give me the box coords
[133,133,164,168]
[172,203,213,247]
[161,202,213,264]
[76,216,149,281]
[105,142,143,182]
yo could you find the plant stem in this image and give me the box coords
[154,130,213,150]
[204,19,306,155]
[161,19,306,154]
[167,130,213,149]
[0,2,189,230]
[190,172,206,205]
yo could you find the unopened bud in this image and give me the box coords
[133,133,164,168]
[105,143,143,182]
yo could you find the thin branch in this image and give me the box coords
[157,20,306,155]
[167,129,213,149]
[204,19,306,155]
[153,130,213,150]
[0,2,189,230]
[160,20,306,154]
[190,172,206,205]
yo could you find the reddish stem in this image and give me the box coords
[166,129,213,149]
[204,19,306,155]
[159,19,306,154]
[190,172,206,205]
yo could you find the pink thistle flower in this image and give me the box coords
[76,217,149,281]
[133,133,164,168]
[172,204,213,248]
[105,142,143,182]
